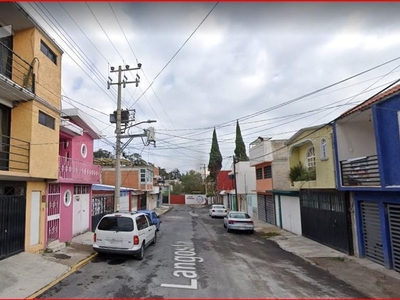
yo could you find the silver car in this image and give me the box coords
[209,204,227,218]
[223,211,254,233]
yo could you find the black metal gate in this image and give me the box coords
[300,190,353,255]
[257,194,267,222]
[265,195,275,225]
[162,195,169,204]
[92,195,114,231]
[0,183,26,260]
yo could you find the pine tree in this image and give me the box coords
[234,120,249,161]
[208,128,223,182]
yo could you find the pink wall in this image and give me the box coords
[59,183,74,242]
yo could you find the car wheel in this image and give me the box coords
[152,232,157,245]
[249,230,254,234]
[137,243,145,260]
[226,226,231,233]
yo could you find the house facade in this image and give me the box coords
[333,84,400,272]
[249,138,289,226]
[286,125,353,254]
[0,3,63,259]
[216,170,234,207]
[101,165,159,210]
[45,108,102,246]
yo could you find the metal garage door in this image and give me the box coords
[388,204,400,272]
[360,202,384,266]
[257,194,267,222]
[265,195,275,225]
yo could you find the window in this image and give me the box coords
[140,169,146,183]
[263,165,272,179]
[40,40,57,64]
[306,146,316,170]
[63,189,72,207]
[256,168,263,180]
[81,143,87,158]
[320,138,328,160]
[136,215,149,230]
[38,111,55,129]
[98,217,134,232]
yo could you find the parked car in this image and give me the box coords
[93,211,157,260]
[223,211,254,233]
[209,204,228,218]
[137,210,162,231]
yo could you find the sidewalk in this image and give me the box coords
[0,205,172,299]
[253,218,400,298]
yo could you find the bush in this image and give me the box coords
[289,162,316,182]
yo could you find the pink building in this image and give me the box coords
[46,108,102,247]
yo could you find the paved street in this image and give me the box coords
[39,205,366,298]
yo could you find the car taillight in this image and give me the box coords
[93,233,97,243]
[133,235,139,245]
[248,220,254,224]
[228,220,235,224]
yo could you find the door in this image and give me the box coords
[47,183,60,242]
[360,201,384,266]
[136,214,150,246]
[30,191,40,246]
[0,183,26,260]
[265,195,276,225]
[388,204,400,272]
[73,185,90,236]
[281,195,302,235]
[257,194,267,222]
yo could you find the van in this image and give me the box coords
[93,212,157,260]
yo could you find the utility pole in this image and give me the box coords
[233,155,238,211]
[108,63,157,212]
[200,163,207,196]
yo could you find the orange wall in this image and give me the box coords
[255,162,273,192]
[170,195,185,204]
[102,169,140,189]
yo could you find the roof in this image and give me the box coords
[285,124,328,145]
[92,184,138,192]
[339,83,400,119]
[62,108,103,139]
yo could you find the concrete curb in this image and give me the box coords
[25,252,97,299]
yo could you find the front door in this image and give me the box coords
[73,185,90,236]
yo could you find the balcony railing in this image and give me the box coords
[340,155,380,186]
[59,156,101,184]
[0,40,35,93]
[0,134,30,173]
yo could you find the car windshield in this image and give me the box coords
[97,216,134,231]
[213,205,224,209]
[230,213,250,219]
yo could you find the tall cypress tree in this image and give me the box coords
[234,120,249,161]
[208,128,223,182]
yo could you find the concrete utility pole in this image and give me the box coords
[108,63,157,212]
[233,155,238,211]
[200,163,207,196]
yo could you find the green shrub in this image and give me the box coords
[289,162,316,182]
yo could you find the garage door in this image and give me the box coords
[388,204,400,272]
[257,194,267,222]
[265,195,275,225]
[360,201,384,266]
[281,195,302,235]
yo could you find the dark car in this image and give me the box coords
[137,210,161,231]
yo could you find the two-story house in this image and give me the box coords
[249,137,290,226]
[333,83,400,272]
[217,170,235,208]
[45,108,102,249]
[0,3,63,259]
[101,165,158,210]
[286,124,353,254]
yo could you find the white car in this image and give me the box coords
[209,204,227,218]
[93,211,157,260]
[223,211,254,233]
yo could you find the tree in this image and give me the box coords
[94,148,113,158]
[169,168,182,180]
[234,120,249,161]
[180,170,204,194]
[121,152,147,166]
[208,128,223,183]
[159,168,169,180]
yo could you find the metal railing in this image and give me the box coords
[59,156,101,183]
[0,40,35,93]
[340,155,380,186]
[0,134,30,173]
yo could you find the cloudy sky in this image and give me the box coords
[20,2,400,174]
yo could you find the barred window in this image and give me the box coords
[256,168,263,180]
[263,165,272,179]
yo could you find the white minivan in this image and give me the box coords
[93,211,157,260]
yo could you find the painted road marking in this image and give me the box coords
[161,241,203,290]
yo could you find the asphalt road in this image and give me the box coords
[39,204,366,298]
